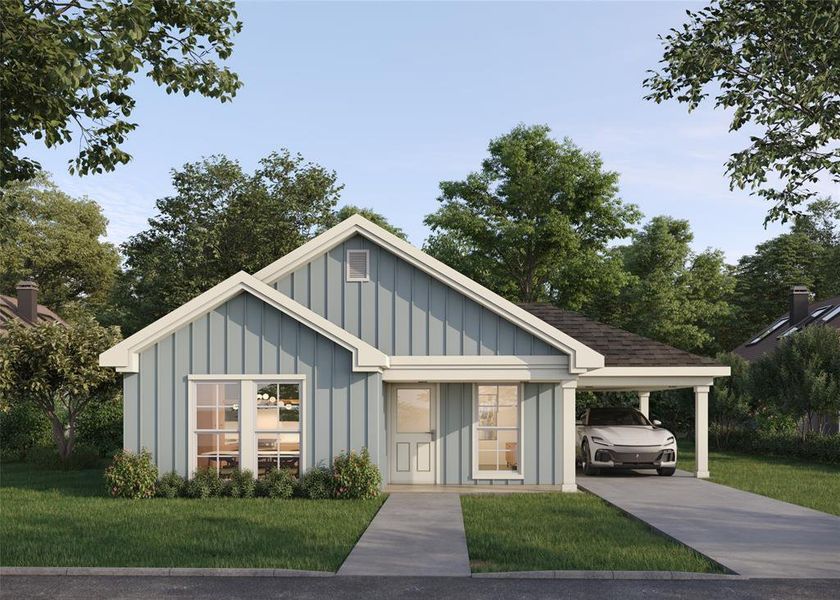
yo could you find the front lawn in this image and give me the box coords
[0,463,384,570]
[678,446,840,516]
[460,493,723,573]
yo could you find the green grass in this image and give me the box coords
[678,445,840,517]
[460,493,723,573]
[0,463,385,570]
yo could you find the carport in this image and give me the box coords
[519,304,730,479]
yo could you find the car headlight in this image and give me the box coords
[664,436,675,444]
[591,436,613,446]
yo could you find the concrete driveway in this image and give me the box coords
[578,470,840,578]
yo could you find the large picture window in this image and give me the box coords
[195,382,241,478]
[475,384,521,476]
[255,382,301,477]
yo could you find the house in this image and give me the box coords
[0,280,64,333]
[734,285,840,434]
[99,215,728,490]
[733,286,840,361]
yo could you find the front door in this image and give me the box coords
[390,385,436,484]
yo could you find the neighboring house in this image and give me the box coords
[734,285,840,434]
[0,280,64,333]
[100,215,728,490]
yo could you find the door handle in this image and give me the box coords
[430,429,436,436]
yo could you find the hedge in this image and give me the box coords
[710,428,840,465]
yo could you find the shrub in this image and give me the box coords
[0,402,52,460]
[332,448,381,499]
[104,449,158,499]
[27,443,100,470]
[156,471,187,498]
[185,468,224,499]
[710,428,840,465]
[76,393,123,457]
[299,465,336,499]
[256,468,297,499]
[225,469,257,498]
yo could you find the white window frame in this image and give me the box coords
[471,383,525,480]
[345,249,370,282]
[188,374,306,478]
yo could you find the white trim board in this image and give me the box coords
[99,271,389,374]
[384,356,574,383]
[253,215,604,373]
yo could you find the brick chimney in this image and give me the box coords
[16,280,39,323]
[790,285,810,325]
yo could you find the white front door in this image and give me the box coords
[390,385,436,484]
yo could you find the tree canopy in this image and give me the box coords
[326,205,407,240]
[424,124,640,307]
[1,0,242,183]
[0,173,120,312]
[644,0,840,222]
[113,151,342,333]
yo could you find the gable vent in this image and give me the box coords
[346,249,370,282]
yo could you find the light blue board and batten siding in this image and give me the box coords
[439,383,566,486]
[272,234,561,357]
[122,292,386,479]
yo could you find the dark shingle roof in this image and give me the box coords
[0,295,64,333]
[733,294,840,362]
[519,302,720,367]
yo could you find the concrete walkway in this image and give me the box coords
[338,493,471,576]
[579,471,840,578]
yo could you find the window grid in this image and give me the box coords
[194,382,241,478]
[476,384,520,473]
[255,382,302,477]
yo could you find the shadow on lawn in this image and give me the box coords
[0,462,107,497]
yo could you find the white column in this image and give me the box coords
[560,381,578,492]
[638,391,650,418]
[694,385,710,479]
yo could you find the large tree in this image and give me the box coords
[1,0,242,183]
[603,216,735,355]
[0,173,120,312]
[728,199,840,348]
[0,317,121,464]
[423,125,640,307]
[644,0,840,222]
[114,151,342,333]
[325,205,407,240]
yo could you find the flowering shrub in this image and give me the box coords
[256,468,297,498]
[104,449,158,499]
[332,448,381,499]
[299,465,335,499]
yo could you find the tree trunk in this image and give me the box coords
[48,415,74,467]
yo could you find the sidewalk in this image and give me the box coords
[337,493,471,576]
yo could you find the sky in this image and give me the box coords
[24,0,810,263]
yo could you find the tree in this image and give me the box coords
[750,325,840,437]
[115,151,342,333]
[728,199,840,348]
[325,205,407,240]
[0,317,121,464]
[605,216,735,355]
[1,0,242,183]
[644,0,840,222]
[0,173,120,312]
[423,124,640,307]
[709,352,752,444]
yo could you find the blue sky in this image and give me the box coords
[26,0,801,262]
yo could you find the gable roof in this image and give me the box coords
[99,271,389,373]
[0,295,64,333]
[519,303,720,367]
[254,214,604,372]
[733,294,840,362]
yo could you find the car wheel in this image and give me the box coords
[657,467,675,476]
[582,440,599,476]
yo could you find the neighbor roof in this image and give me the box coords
[733,294,840,362]
[518,303,720,367]
[0,295,64,333]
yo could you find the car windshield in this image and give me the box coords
[587,408,651,426]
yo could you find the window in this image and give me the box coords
[195,382,240,478]
[255,382,301,477]
[475,384,521,476]
[587,408,651,426]
[822,305,840,323]
[346,249,370,282]
[747,317,788,345]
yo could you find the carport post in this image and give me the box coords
[638,391,650,418]
[694,385,710,479]
[560,381,578,492]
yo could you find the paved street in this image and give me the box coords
[2,575,838,599]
